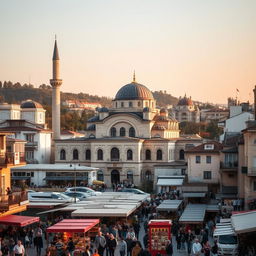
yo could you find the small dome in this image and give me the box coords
[115,82,154,100]
[177,95,193,106]
[98,107,109,113]
[143,107,150,112]
[21,100,43,109]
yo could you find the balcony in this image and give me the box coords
[248,167,256,176]
[0,152,26,166]
[25,141,38,149]
[220,161,238,171]
[0,191,29,212]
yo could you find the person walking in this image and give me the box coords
[67,237,75,256]
[176,231,181,252]
[13,240,25,256]
[131,242,141,256]
[203,241,211,256]
[119,237,127,256]
[108,233,117,256]
[192,238,202,256]
[34,231,43,256]
[165,240,173,256]
[95,231,106,256]
[211,241,218,256]
[185,230,194,255]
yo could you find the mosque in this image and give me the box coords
[52,40,203,187]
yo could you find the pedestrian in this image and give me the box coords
[55,239,64,256]
[203,241,211,256]
[131,242,141,256]
[192,238,202,256]
[84,245,91,256]
[92,249,100,256]
[125,235,133,256]
[34,231,43,256]
[13,240,25,256]
[165,240,173,256]
[108,233,117,256]
[67,237,75,256]
[185,229,194,255]
[119,236,127,256]
[176,231,181,251]
[138,247,151,256]
[95,231,106,256]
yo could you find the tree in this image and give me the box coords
[206,121,223,139]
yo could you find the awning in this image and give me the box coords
[93,180,104,185]
[157,200,183,211]
[46,219,99,233]
[183,192,206,198]
[0,215,39,227]
[231,210,256,234]
[206,204,220,212]
[157,178,184,186]
[44,176,88,181]
[179,204,206,224]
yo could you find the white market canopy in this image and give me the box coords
[157,177,184,186]
[179,204,206,224]
[231,210,256,234]
[157,200,183,211]
[183,192,206,198]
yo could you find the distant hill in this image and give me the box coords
[0,81,179,108]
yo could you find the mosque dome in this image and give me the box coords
[177,95,193,106]
[21,100,43,109]
[114,76,154,101]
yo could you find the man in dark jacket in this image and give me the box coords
[166,240,173,256]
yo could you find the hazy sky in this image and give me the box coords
[1,0,256,104]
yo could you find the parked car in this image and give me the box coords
[27,189,36,193]
[65,187,102,196]
[120,188,147,195]
[28,192,78,203]
[64,191,91,201]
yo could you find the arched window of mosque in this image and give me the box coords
[179,149,185,160]
[127,149,133,160]
[121,102,124,108]
[138,101,141,107]
[60,149,66,160]
[145,170,152,180]
[129,127,135,137]
[127,171,133,183]
[120,127,126,136]
[145,149,151,160]
[111,147,120,161]
[85,149,91,160]
[110,127,117,137]
[73,149,79,160]
[129,102,133,107]
[115,102,117,108]
[97,170,104,181]
[156,149,163,160]
[145,101,148,107]
[97,149,103,160]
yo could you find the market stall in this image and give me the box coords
[0,215,39,227]
[46,219,100,256]
[148,220,172,256]
[156,200,183,219]
[179,204,206,224]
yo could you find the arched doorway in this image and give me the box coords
[111,170,120,184]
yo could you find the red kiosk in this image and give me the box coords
[148,220,172,256]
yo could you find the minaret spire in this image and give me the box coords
[133,70,136,83]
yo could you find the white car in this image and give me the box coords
[65,187,102,196]
[64,191,91,201]
[28,192,79,203]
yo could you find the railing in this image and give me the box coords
[111,158,120,162]
[0,152,26,165]
[220,161,238,169]
[0,191,28,209]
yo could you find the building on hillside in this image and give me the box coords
[186,141,223,194]
[63,100,102,112]
[54,76,203,188]
[200,108,229,123]
[0,100,52,164]
[171,95,200,123]
[0,132,28,216]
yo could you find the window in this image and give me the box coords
[97,149,103,160]
[85,149,91,160]
[204,144,214,150]
[115,102,117,108]
[97,170,104,181]
[73,149,79,160]
[25,134,34,142]
[181,169,186,175]
[179,149,185,160]
[129,102,133,107]
[127,149,133,160]
[129,127,135,137]
[157,149,163,160]
[138,101,141,107]
[206,156,211,164]
[127,171,133,182]
[60,149,66,160]
[25,151,34,160]
[121,102,124,107]
[195,156,201,163]
[203,171,212,179]
[120,127,126,136]
[111,147,120,161]
[145,150,151,160]
[110,127,116,137]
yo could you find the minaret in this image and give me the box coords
[50,38,62,140]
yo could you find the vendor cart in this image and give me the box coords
[148,219,172,256]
